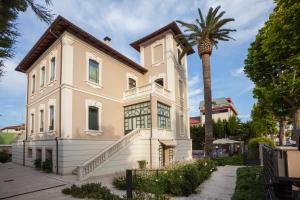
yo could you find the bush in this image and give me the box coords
[231,166,265,200]
[0,150,11,163]
[213,154,244,166]
[112,158,216,197]
[248,137,274,159]
[62,183,122,200]
[34,159,42,169]
[42,159,53,173]
[112,175,127,190]
[137,160,146,169]
[0,133,16,144]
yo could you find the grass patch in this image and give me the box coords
[0,133,16,144]
[231,166,265,200]
[212,154,244,166]
[113,158,216,197]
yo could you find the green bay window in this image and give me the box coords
[124,102,151,134]
[88,106,99,130]
[88,59,99,83]
[157,102,171,129]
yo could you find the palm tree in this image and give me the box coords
[177,6,236,156]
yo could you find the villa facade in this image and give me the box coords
[12,16,193,180]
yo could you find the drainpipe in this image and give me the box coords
[23,140,25,166]
[55,137,59,174]
[150,93,153,169]
[50,29,63,175]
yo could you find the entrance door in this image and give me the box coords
[160,145,174,167]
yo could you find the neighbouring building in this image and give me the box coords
[190,116,201,127]
[199,97,238,125]
[12,16,194,180]
[0,124,25,134]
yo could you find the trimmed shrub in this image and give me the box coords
[112,158,216,197]
[34,159,42,169]
[0,150,10,163]
[112,175,127,190]
[248,137,274,159]
[42,159,53,173]
[212,154,243,166]
[62,183,122,200]
[137,160,146,169]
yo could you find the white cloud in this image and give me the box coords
[238,114,251,121]
[0,59,26,95]
[188,75,203,116]
[231,67,244,77]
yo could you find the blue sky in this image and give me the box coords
[0,0,275,128]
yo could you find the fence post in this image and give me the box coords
[126,169,133,199]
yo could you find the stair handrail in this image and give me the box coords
[77,128,142,180]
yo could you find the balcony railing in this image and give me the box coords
[123,82,171,100]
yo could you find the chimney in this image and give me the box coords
[103,36,111,46]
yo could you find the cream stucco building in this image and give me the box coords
[200,97,238,125]
[12,16,194,180]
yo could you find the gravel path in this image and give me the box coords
[173,165,241,200]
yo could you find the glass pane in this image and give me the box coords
[129,78,136,89]
[89,106,99,130]
[40,110,44,131]
[89,59,99,83]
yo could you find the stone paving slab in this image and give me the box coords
[0,163,67,199]
[173,165,240,200]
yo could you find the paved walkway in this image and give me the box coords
[173,166,240,200]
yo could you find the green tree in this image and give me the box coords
[177,6,236,156]
[0,0,53,78]
[244,0,300,145]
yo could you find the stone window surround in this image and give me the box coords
[48,49,57,86]
[149,73,166,87]
[85,52,103,89]
[29,108,36,135]
[126,72,138,90]
[39,60,47,91]
[48,99,56,134]
[38,104,45,134]
[85,99,103,136]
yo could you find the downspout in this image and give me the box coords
[150,93,153,169]
[50,29,63,174]
[55,137,59,174]
[23,140,25,166]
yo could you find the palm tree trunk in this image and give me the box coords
[201,53,214,156]
[278,119,287,146]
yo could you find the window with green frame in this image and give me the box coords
[157,102,170,129]
[88,106,99,130]
[124,102,151,134]
[89,59,99,83]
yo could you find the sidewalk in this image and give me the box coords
[173,165,240,200]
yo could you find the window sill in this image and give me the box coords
[48,79,57,87]
[85,80,103,89]
[39,86,46,93]
[85,130,103,136]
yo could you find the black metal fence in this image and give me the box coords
[262,145,300,200]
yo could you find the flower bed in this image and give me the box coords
[112,158,216,197]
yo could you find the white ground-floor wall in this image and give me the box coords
[12,139,115,174]
[12,136,192,177]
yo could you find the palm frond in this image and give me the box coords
[25,0,53,24]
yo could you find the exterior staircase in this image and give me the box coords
[73,128,143,180]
